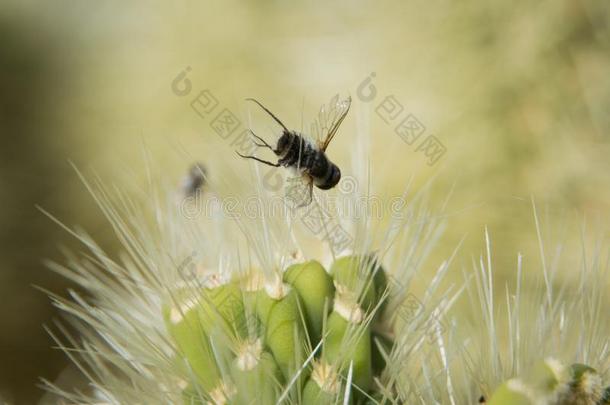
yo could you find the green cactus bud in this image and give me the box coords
[487,379,534,405]
[323,301,373,393]
[284,260,335,342]
[230,339,282,405]
[330,255,377,311]
[302,361,345,404]
[164,297,222,392]
[200,280,247,339]
[254,281,306,379]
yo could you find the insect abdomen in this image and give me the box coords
[307,151,330,178]
[313,162,341,190]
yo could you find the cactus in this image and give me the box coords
[230,339,282,404]
[487,359,608,405]
[159,254,400,403]
[44,160,609,405]
[283,260,335,343]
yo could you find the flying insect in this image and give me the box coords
[237,95,351,206]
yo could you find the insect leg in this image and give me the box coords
[236,151,280,167]
[305,183,313,206]
[295,178,313,207]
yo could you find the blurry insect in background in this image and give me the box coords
[180,162,207,198]
[237,95,351,206]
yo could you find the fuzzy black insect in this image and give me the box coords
[181,162,207,197]
[237,96,351,205]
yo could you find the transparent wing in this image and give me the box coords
[310,94,352,152]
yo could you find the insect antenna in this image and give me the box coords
[235,151,280,167]
[249,130,276,151]
[246,98,290,132]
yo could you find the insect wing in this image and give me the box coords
[310,94,352,152]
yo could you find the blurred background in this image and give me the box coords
[1,0,609,403]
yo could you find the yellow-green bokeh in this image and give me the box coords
[1,0,609,402]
